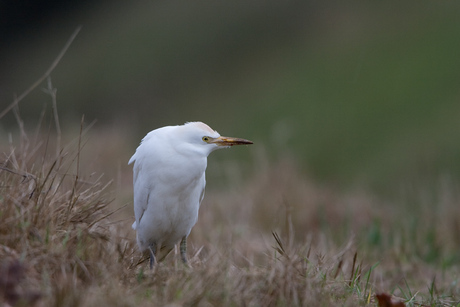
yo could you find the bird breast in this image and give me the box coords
[133,150,207,251]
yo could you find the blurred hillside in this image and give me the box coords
[1,1,460,195]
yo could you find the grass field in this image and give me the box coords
[2,8,460,303]
[1,108,460,306]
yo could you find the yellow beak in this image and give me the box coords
[210,136,253,146]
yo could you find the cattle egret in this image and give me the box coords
[129,122,253,268]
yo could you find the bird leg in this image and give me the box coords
[180,236,188,264]
[148,244,156,269]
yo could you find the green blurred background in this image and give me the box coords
[1,0,460,196]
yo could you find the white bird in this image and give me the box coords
[129,121,252,268]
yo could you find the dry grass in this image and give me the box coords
[0,121,355,306]
[1,117,460,306]
[1,37,459,305]
[0,116,134,306]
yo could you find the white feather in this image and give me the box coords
[129,122,221,259]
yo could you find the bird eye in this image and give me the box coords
[202,136,210,142]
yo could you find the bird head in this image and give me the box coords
[177,122,253,156]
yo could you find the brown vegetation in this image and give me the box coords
[1,121,459,306]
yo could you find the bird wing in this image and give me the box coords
[130,154,151,230]
[129,131,159,229]
[199,175,206,206]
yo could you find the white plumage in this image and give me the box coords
[129,122,252,267]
